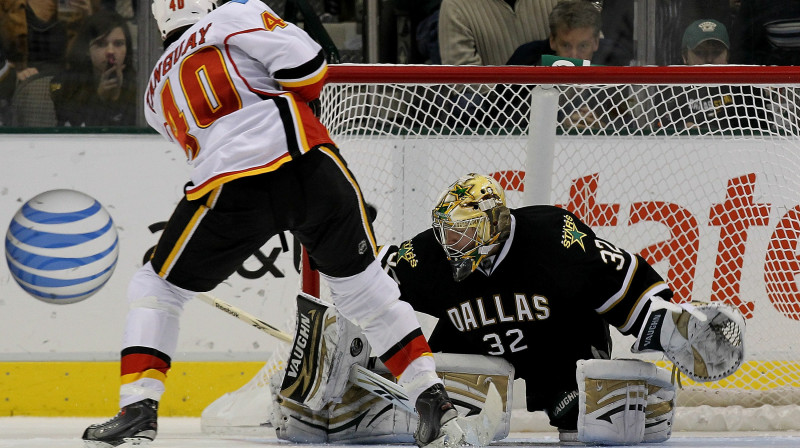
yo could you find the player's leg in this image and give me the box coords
[291,145,462,447]
[83,179,283,447]
[525,318,612,441]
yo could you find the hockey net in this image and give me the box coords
[203,65,800,432]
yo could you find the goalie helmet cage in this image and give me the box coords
[207,65,800,434]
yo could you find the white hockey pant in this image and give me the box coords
[322,257,440,403]
[120,262,196,407]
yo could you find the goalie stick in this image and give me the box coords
[196,292,504,446]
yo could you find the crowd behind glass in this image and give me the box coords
[0,0,798,130]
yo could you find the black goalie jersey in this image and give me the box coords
[382,205,673,419]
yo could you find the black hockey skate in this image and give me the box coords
[414,383,463,447]
[82,399,158,447]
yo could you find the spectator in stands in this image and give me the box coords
[653,0,733,66]
[0,0,103,83]
[681,18,730,64]
[0,42,14,125]
[438,0,559,67]
[730,0,800,65]
[655,19,766,133]
[437,0,558,128]
[49,9,136,126]
[506,0,629,66]
[505,0,631,132]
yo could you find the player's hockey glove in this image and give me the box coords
[632,301,745,382]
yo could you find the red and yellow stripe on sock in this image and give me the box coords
[121,346,171,385]
[379,328,433,377]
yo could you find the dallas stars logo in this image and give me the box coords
[450,184,472,199]
[434,183,474,219]
[397,241,418,267]
[562,215,586,251]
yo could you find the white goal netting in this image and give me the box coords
[202,65,800,433]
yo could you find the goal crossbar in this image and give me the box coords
[326,64,800,85]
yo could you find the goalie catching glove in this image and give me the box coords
[632,301,745,382]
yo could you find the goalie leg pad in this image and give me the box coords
[275,377,415,445]
[644,388,675,443]
[277,353,515,444]
[326,383,415,444]
[643,363,675,443]
[279,293,371,411]
[272,395,329,443]
[577,359,653,445]
[422,353,515,442]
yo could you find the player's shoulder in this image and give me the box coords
[214,0,268,15]
[382,229,447,278]
[510,205,595,250]
[394,229,443,268]
[511,205,589,230]
[205,0,277,32]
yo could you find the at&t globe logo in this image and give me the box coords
[5,189,119,304]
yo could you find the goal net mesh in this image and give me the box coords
[203,65,800,432]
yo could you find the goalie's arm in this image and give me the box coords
[573,233,675,337]
[377,236,450,317]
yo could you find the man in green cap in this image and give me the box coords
[682,19,730,65]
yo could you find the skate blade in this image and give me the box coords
[83,435,154,448]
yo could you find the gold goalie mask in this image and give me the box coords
[432,173,511,282]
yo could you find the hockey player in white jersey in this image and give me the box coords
[81,1,462,447]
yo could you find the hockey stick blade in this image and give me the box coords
[349,364,503,447]
[195,292,293,343]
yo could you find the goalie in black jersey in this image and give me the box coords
[272,173,746,445]
[377,173,746,444]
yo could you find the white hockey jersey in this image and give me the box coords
[144,0,334,200]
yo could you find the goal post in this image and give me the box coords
[207,64,800,433]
